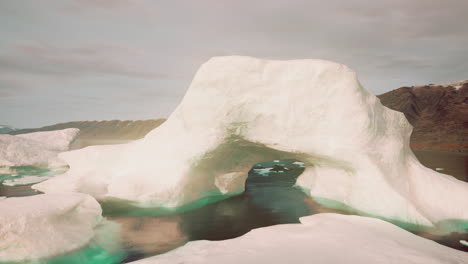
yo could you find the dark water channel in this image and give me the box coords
[107,160,318,262]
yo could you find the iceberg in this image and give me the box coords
[0,193,102,262]
[0,128,79,167]
[129,214,468,264]
[34,56,468,226]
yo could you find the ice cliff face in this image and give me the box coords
[0,128,79,167]
[34,56,468,226]
[130,214,468,264]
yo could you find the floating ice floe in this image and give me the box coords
[292,161,305,167]
[0,193,103,262]
[130,214,468,264]
[34,56,468,227]
[253,168,275,176]
[0,128,79,167]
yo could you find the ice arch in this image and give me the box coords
[34,56,468,226]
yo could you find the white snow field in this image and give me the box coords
[34,56,468,227]
[0,193,102,262]
[0,128,79,167]
[130,214,468,264]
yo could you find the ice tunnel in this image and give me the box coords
[34,56,468,227]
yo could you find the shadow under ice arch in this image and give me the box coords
[187,132,349,201]
[34,56,468,229]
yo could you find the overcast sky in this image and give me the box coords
[1,0,467,128]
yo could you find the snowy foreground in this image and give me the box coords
[0,128,79,167]
[131,214,468,264]
[0,193,102,262]
[34,56,468,227]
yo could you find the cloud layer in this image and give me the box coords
[1,0,467,127]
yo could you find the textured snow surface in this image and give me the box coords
[130,214,468,264]
[0,128,79,167]
[0,193,102,262]
[34,56,468,226]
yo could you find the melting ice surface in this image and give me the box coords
[1,158,467,264]
[0,166,68,187]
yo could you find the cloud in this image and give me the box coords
[70,0,131,9]
[1,0,468,127]
[0,42,171,79]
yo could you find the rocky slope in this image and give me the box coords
[378,80,468,152]
[10,119,165,149]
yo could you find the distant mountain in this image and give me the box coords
[0,125,16,134]
[378,80,468,152]
[10,119,165,149]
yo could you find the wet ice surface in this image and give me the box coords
[0,166,68,187]
[0,155,467,264]
[0,166,67,197]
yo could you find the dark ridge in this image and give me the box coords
[9,119,166,149]
[378,81,468,152]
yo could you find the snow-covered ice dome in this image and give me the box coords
[0,193,102,262]
[0,128,79,167]
[129,213,468,264]
[34,56,468,227]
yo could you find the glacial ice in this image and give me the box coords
[34,56,468,226]
[0,193,102,262]
[17,128,80,151]
[0,128,79,167]
[130,214,468,264]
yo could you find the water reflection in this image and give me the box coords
[108,216,188,262]
[106,160,313,261]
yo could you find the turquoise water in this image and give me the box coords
[0,244,124,264]
[1,160,467,264]
[0,166,67,186]
[0,166,50,181]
